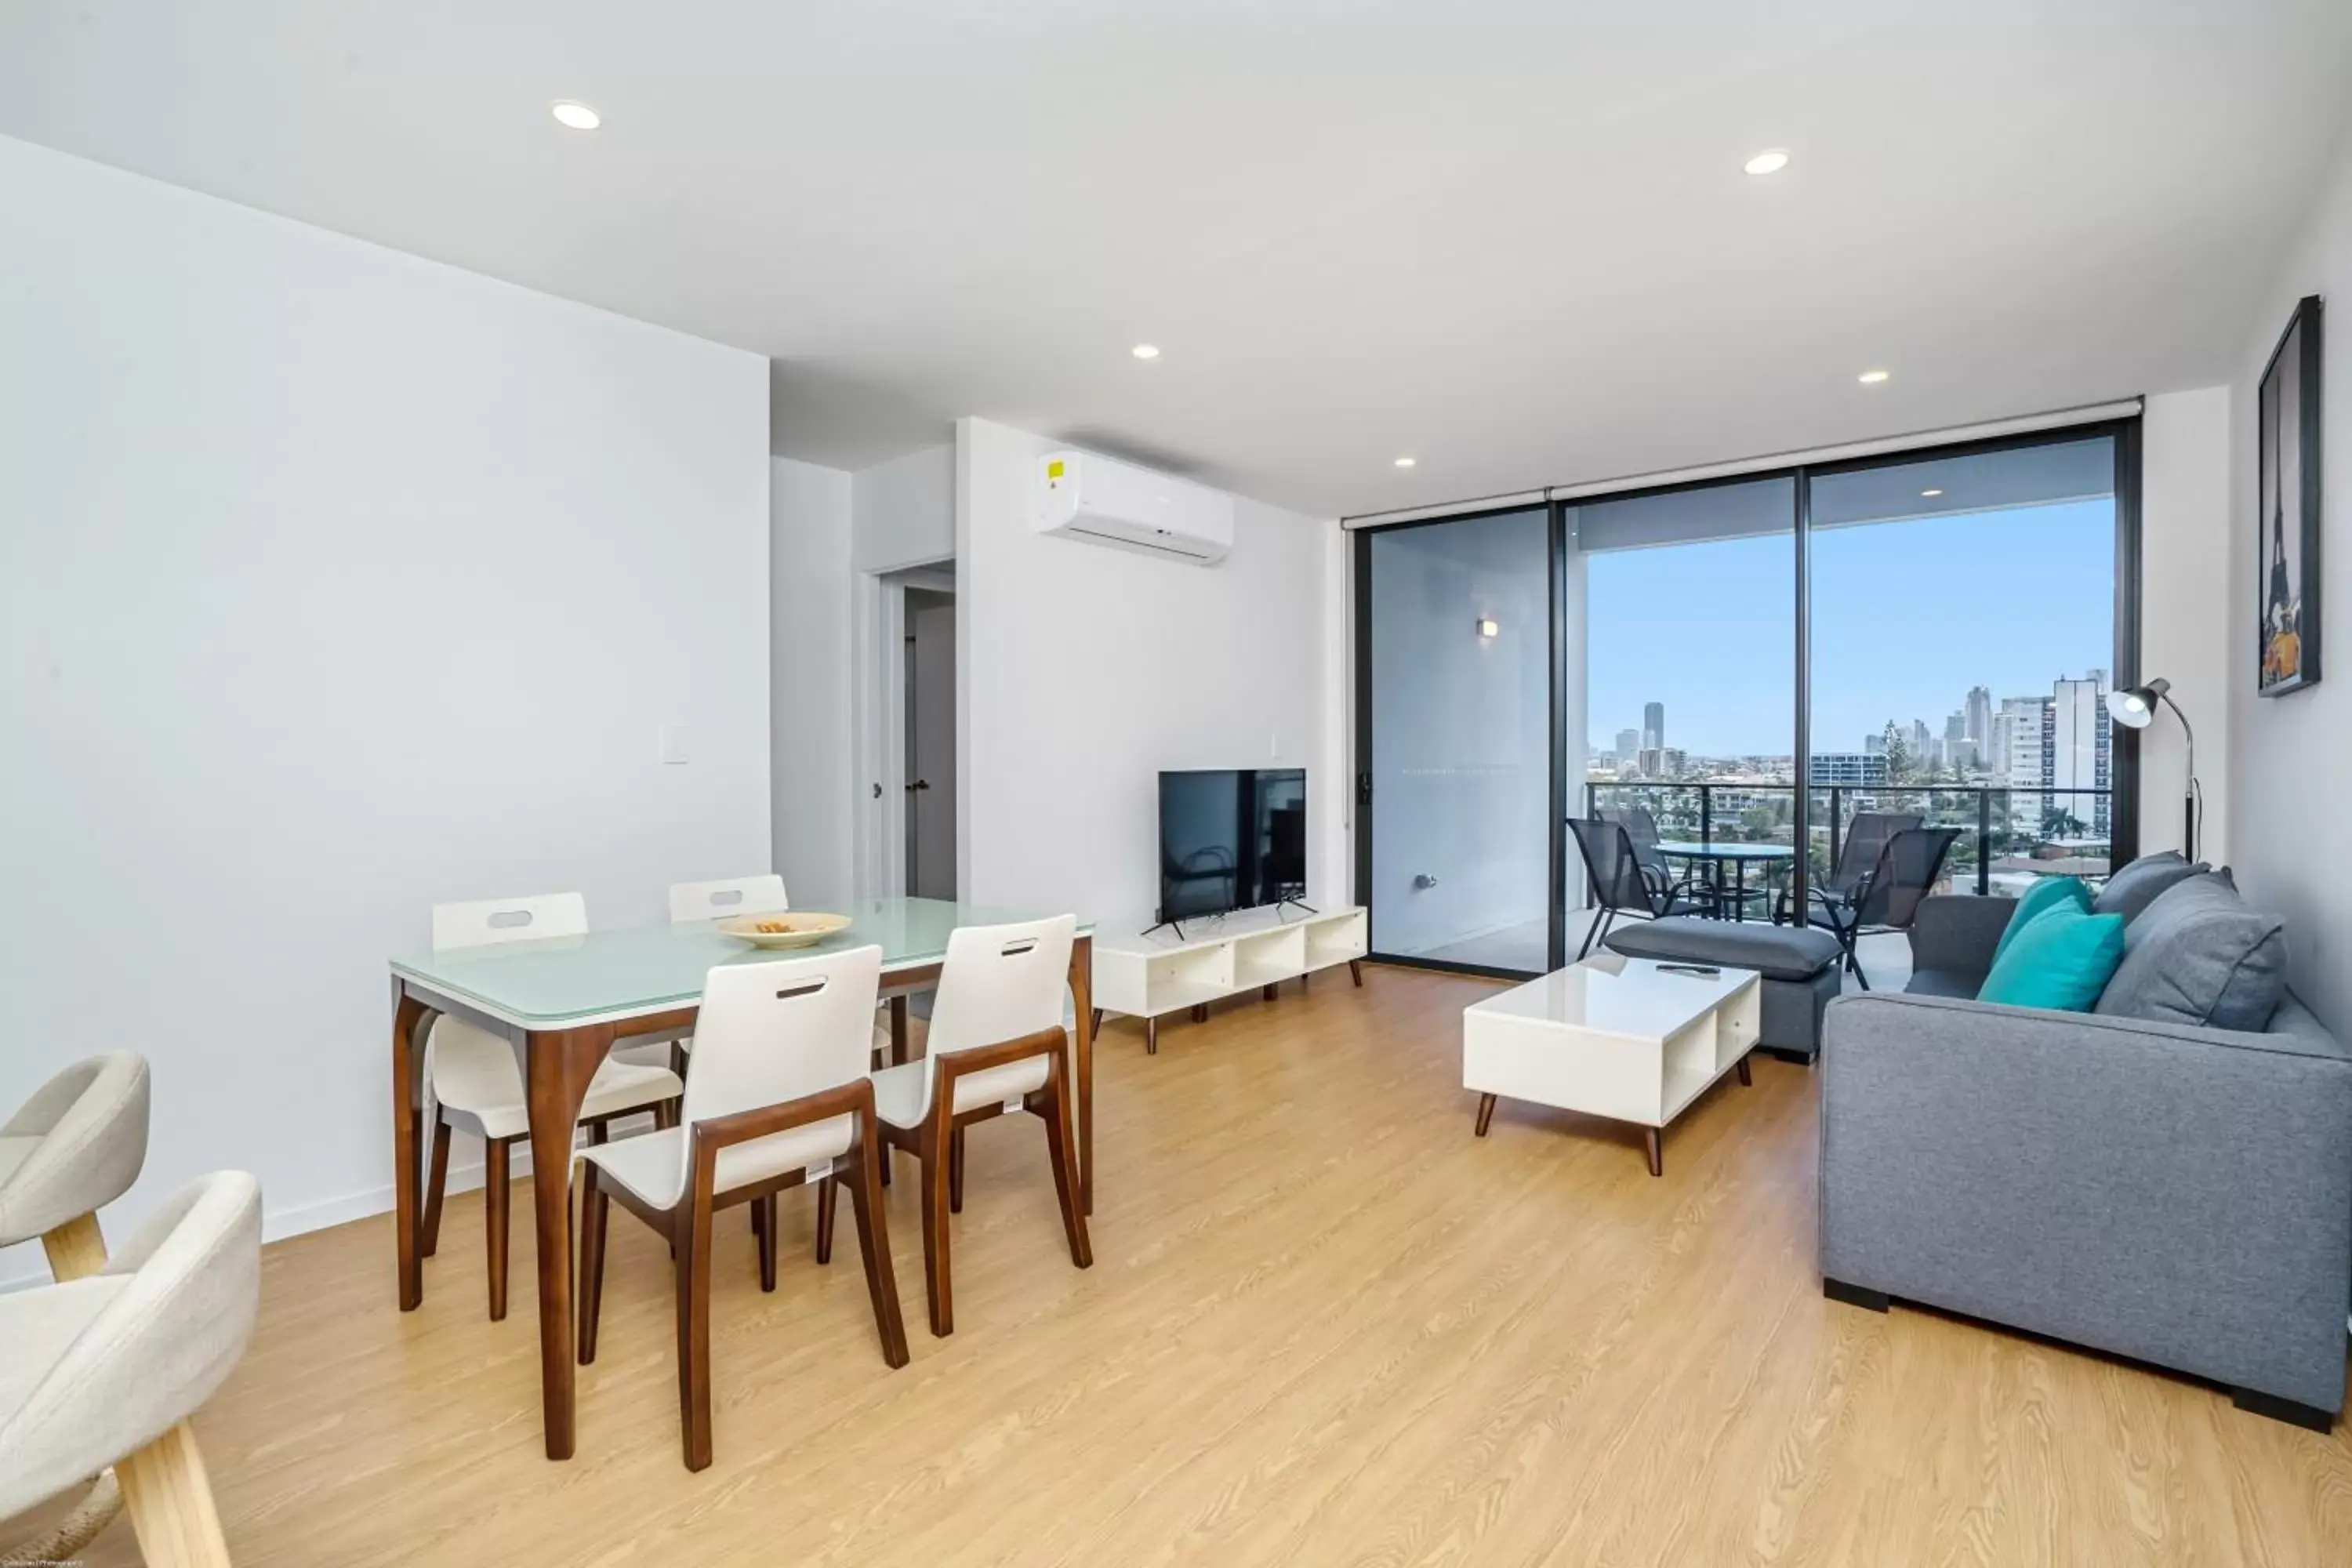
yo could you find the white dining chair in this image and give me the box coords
[575,946,907,1472]
[666,872,896,1068]
[862,914,1090,1338]
[419,892,684,1321]
[0,1171,262,1568]
[666,873,789,924]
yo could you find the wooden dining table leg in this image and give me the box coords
[889,995,910,1066]
[1069,934,1095,1216]
[524,1024,607,1461]
[390,986,430,1312]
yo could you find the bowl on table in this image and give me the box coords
[716,911,851,949]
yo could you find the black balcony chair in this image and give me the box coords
[1775,811,1920,929]
[1570,818,1715,960]
[1599,804,1717,916]
[1802,825,1960,989]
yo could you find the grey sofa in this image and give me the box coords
[1820,874,2352,1429]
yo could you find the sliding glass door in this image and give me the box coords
[1572,477,1797,942]
[1357,508,1554,973]
[1353,419,2140,980]
[1808,434,2122,902]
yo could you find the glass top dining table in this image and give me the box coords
[386,895,1097,1461]
[390,896,1095,1029]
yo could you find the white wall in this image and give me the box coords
[852,444,954,573]
[2226,129,2352,1029]
[2139,386,2234,865]
[956,418,1338,924]
[0,137,771,1284]
[771,457,856,906]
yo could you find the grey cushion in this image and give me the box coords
[2094,873,2287,1032]
[1903,968,1984,1000]
[2092,850,2207,926]
[1604,916,1842,981]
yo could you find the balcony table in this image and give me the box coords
[1653,841,1795,921]
[387,895,1094,1460]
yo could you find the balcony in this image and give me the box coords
[1584,779,2115,902]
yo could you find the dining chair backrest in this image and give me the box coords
[1853,827,1962,931]
[431,891,588,951]
[1828,812,1922,897]
[673,946,884,1192]
[669,875,789,924]
[1569,818,1658,916]
[925,915,1077,1062]
[0,1170,262,1520]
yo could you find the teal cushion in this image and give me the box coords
[1991,877,2092,966]
[1976,900,2125,1012]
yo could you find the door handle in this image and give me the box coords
[905,779,932,793]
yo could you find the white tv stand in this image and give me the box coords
[1091,904,1370,1054]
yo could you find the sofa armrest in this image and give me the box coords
[1905,894,2013,979]
[1820,993,2352,1412]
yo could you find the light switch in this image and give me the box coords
[659,724,693,765]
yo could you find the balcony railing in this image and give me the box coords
[1583,780,2116,901]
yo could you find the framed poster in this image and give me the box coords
[2257,293,2323,696]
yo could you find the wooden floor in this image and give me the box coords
[38,966,2352,1566]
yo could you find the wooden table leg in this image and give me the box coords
[524,1025,606,1461]
[889,994,910,1066]
[390,986,430,1312]
[1070,934,1094,1216]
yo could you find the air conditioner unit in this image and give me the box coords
[1035,450,1233,564]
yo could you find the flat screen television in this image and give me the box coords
[1157,768,1308,925]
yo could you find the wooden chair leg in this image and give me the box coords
[419,1113,451,1258]
[1042,1072,1093,1270]
[485,1138,510,1322]
[949,1127,966,1214]
[577,1162,608,1364]
[116,1420,232,1568]
[756,1192,779,1292]
[919,1127,953,1337]
[815,1175,837,1265]
[675,1204,716,1472]
[848,1137,910,1368]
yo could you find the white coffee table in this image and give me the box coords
[1462,954,1762,1175]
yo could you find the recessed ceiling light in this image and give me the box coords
[1857,369,1891,385]
[1920,488,1944,498]
[551,101,601,131]
[1394,456,1417,468]
[1131,343,1160,360]
[1744,149,1791,176]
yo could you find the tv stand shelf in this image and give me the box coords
[1092,906,1368,1054]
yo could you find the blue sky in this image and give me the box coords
[1587,500,2115,757]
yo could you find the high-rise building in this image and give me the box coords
[1615,728,1641,763]
[1642,702,1664,752]
[2049,670,2112,836]
[1909,718,1932,757]
[1811,752,1889,786]
[1944,710,1968,743]
[1965,686,1993,752]
[1864,731,1886,756]
[1997,696,2049,815]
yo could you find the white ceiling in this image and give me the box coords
[4,1,2348,517]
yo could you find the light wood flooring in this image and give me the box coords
[31,966,2352,1566]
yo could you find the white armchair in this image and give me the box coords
[0,1171,263,1568]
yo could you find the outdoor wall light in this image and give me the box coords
[2107,677,2200,860]
[1476,617,1500,639]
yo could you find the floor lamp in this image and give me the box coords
[2107,677,2200,862]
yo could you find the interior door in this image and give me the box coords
[907,593,958,899]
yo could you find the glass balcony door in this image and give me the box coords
[1358,508,1555,973]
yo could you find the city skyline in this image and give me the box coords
[1585,498,2116,757]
